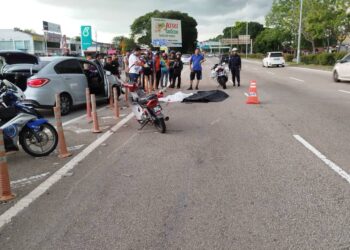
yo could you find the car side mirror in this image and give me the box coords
[105,70,112,76]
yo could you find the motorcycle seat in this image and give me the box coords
[138,94,157,105]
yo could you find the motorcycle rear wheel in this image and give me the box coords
[154,118,166,133]
[19,123,58,157]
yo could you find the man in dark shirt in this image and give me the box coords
[110,54,120,78]
[228,48,242,87]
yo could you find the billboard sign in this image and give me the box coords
[151,18,182,47]
[81,26,92,50]
[43,21,61,34]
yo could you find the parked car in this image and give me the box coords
[333,53,350,82]
[0,51,120,115]
[262,52,285,67]
[0,51,44,91]
[181,54,191,65]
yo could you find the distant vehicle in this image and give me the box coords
[262,52,285,67]
[333,53,350,82]
[207,53,214,58]
[181,54,191,65]
[0,51,121,115]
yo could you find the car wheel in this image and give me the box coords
[333,71,340,82]
[60,93,72,116]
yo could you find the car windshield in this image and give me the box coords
[182,54,191,58]
[270,53,283,57]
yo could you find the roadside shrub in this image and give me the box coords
[301,54,318,64]
[317,53,336,65]
[334,52,347,61]
[246,53,265,59]
[284,54,294,62]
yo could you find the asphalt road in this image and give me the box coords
[1,58,350,249]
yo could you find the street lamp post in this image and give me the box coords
[230,26,233,51]
[296,0,303,64]
[246,21,248,59]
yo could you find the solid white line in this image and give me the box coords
[294,135,350,184]
[289,77,304,82]
[0,112,135,229]
[339,90,350,94]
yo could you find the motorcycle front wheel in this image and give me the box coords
[19,123,58,157]
[154,117,166,133]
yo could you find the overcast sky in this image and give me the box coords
[2,0,273,43]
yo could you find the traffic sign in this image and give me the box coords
[81,26,92,50]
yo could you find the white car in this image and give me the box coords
[262,52,285,67]
[181,54,191,65]
[333,53,350,82]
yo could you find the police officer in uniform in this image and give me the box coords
[228,48,241,87]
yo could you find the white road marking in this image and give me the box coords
[11,172,51,188]
[0,112,135,230]
[294,135,350,184]
[338,90,350,94]
[229,80,233,84]
[67,144,85,151]
[210,118,221,126]
[244,92,249,97]
[62,106,108,127]
[289,77,304,82]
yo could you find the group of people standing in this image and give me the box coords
[124,47,185,91]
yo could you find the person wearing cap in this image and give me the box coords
[228,48,241,87]
[171,52,183,88]
[188,48,205,90]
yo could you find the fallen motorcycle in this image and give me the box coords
[123,83,169,133]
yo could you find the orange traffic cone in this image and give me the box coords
[246,85,260,104]
[109,85,114,110]
[91,94,102,133]
[113,88,120,119]
[86,88,92,123]
[0,129,15,201]
[54,106,72,158]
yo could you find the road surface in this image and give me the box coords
[1,58,350,249]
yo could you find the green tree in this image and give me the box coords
[130,10,198,53]
[112,36,136,52]
[254,28,291,53]
[222,22,264,40]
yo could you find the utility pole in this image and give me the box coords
[297,0,303,64]
[230,26,233,51]
[246,21,248,59]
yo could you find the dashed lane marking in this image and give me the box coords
[294,135,350,185]
[289,77,304,83]
[339,90,350,94]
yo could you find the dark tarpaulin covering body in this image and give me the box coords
[182,90,229,103]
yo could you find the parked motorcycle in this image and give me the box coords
[0,79,58,157]
[211,63,229,89]
[123,83,169,133]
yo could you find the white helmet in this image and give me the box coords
[232,48,238,52]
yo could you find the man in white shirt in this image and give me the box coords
[128,47,143,83]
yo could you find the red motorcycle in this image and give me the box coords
[123,83,169,133]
